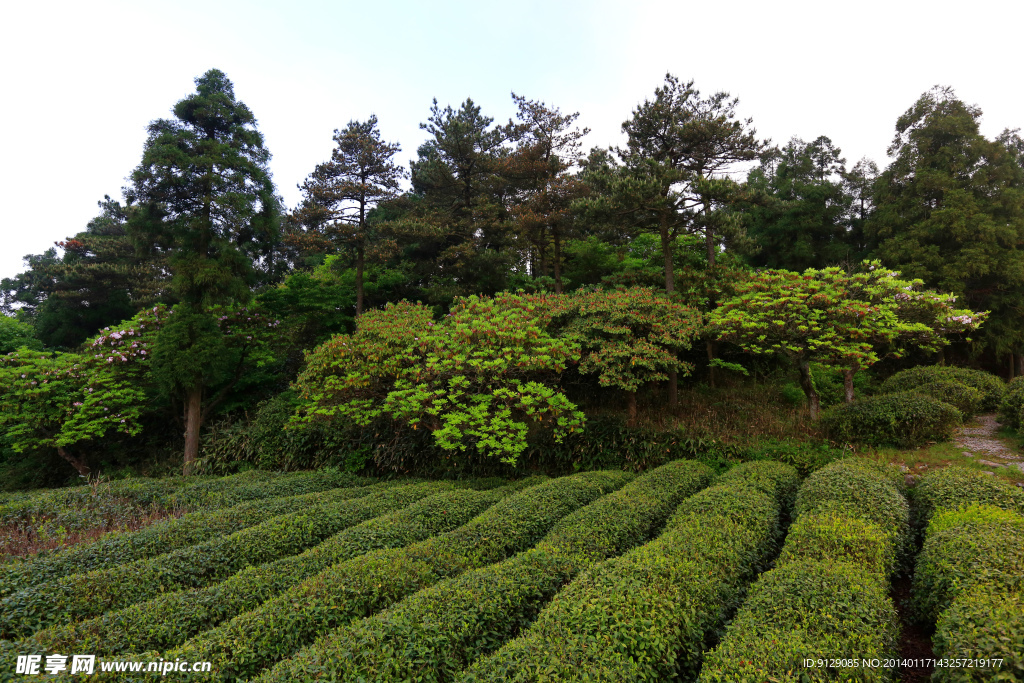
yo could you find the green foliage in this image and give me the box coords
[912,505,1024,624]
[999,376,1024,429]
[712,261,982,416]
[126,69,279,308]
[460,462,796,682]
[910,465,1024,528]
[556,287,702,392]
[293,294,584,464]
[744,136,864,270]
[19,481,503,656]
[0,316,42,354]
[867,86,1024,357]
[738,439,843,477]
[699,560,899,682]
[263,460,714,682]
[777,511,897,578]
[700,458,907,681]
[0,470,370,597]
[909,379,984,416]
[932,586,1024,682]
[820,391,962,447]
[0,482,395,638]
[165,471,630,680]
[879,365,1005,411]
[794,459,910,559]
[0,348,148,476]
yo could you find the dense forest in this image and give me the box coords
[2,69,1023,487]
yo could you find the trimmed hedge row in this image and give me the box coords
[912,505,1024,625]
[698,458,906,682]
[0,480,431,638]
[0,478,389,598]
[820,392,962,448]
[152,471,633,682]
[998,376,1024,429]
[257,460,715,682]
[455,461,799,682]
[0,469,368,535]
[879,365,1005,411]
[911,379,984,416]
[931,586,1024,682]
[10,480,538,660]
[910,466,1024,529]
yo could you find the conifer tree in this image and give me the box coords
[126,69,280,472]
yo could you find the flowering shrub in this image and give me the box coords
[293,294,584,464]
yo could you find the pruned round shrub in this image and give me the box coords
[912,505,1024,623]
[879,366,1005,411]
[932,586,1024,682]
[912,380,983,416]
[911,466,1024,528]
[820,392,962,447]
[998,376,1024,429]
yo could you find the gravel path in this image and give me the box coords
[955,414,1024,474]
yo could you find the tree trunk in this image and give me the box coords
[56,446,90,478]
[660,213,674,293]
[183,387,203,475]
[937,347,946,366]
[667,369,678,412]
[798,358,820,420]
[626,390,638,426]
[552,228,563,294]
[355,244,365,317]
[1017,353,1024,378]
[706,340,717,389]
[1010,354,1016,381]
[844,367,856,403]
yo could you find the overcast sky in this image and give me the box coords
[2,0,1021,282]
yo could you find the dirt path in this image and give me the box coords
[954,414,1024,476]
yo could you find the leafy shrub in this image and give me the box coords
[698,560,899,682]
[699,457,907,681]
[820,391,962,447]
[931,586,1024,682]
[459,463,796,682]
[261,460,715,682]
[998,376,1024,429]
[912,505,1024,624]
[879,365,1005,411]
[911,465,1024,528]
[794,459,910,556]
[0,472,375,597]
[738,439,843,477]
[20,481,531,656]
[911,379,984,416]
[0,482,416,638]
[777,511,897,579]
[164,471,632,681]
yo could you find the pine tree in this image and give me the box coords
[293,116,406,315]
[126,69,281,473]
[867,86,1024,362]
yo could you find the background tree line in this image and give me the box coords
[1,69,1020,484]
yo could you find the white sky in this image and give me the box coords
[2,0,1021,281]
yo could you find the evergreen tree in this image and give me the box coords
[125,69,281,472]
[867,86,1024,362]
[744,136,857,270]
[293,116,406,315]
[506,94,589,293]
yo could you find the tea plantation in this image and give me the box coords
[1,461,1022,681]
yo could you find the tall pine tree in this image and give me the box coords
[126,69,281,472]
